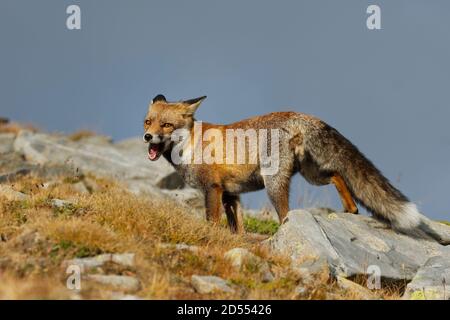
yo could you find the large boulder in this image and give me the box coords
[403,255,450,300]
[13,131,170,182]
[269,208,450,283]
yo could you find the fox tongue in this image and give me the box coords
[148,144,160,160]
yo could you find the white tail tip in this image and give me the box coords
[392,202,423,231]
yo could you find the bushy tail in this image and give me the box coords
[328,139,421,232]
[305,123,448,243]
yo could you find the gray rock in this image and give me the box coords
[63,253,136,269]
[423,220,450,245]
[64,254,113,269]
[9,230,43,252]
[0,133,15,154]
[0,153,29,173]
[294,285,307,296]
[35,165,81,180]
[75,135,112,145]
[269,208,450,282]
[191,275,234,294]
[0,148,79,183]
[403,255,450,300]
[111,253,135,267]
[161,188,204,209]
[292,257,330,285]
[224,248,260,269]
[51,199,74,209]
[86,275,141,292]
[108,292,143,300]
[261,269,275,283]
[13,132,166,181]
[159,243,200,253]
[71,181,90,194]
[0,185,28,201]
[336,276,378,300]
[122,179,165,197]
[0,168,31,183]
[223,248,274,282]
[294,257,329,276]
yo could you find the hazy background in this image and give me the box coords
[1,0,449,219]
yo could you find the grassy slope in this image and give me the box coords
[0,173,401,299]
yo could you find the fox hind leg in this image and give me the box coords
[331,173,358,214]
[222,193,244,234]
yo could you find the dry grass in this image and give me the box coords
[0,121,38,135]
[68,130,97,142]
[0,174,403,300]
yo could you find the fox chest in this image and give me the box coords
[223,171,265,193]
[172,164,203,189]
[172,164,265,193]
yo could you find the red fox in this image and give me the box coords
[143,94,448,244]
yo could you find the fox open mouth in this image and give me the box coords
[148,143,164,161]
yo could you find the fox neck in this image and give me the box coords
[162,124,195,166]
[162,144,175,166]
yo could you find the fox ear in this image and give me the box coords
[151,94,166,104]
[183,96,207,115]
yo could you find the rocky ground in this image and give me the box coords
[0,120,449,300]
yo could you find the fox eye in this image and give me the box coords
[145,119,151,125]
[162,123,173,128]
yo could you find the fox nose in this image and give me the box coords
[143,133,152,142]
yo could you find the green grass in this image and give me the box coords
[50,240,103,258]
[244,216,279,235]
[439,221,450,226]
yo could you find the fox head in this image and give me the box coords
[143,94,206,161]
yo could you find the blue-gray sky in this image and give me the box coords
[1,1,449,219]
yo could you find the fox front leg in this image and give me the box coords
[204,185,224,226]
[222,193,244,234]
